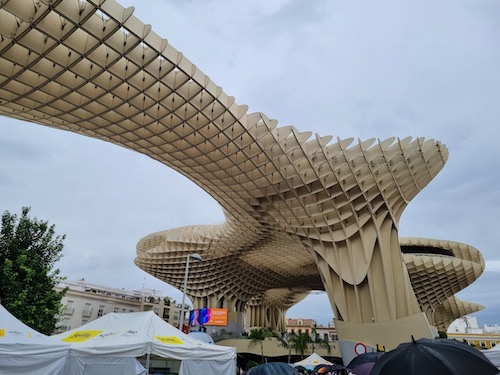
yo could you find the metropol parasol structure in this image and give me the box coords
[0,0,485,351]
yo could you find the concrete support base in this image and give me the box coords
[336,312,436,365]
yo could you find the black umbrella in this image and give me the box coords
[294,365,308,374]
[346,351,384,375]
[330,364,347,371]
[349,362,376,375]
[370,336,500,375]
[247,362,300,375]
[330,364,348,374]
[347,351,384,370]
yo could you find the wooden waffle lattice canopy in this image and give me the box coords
[0,0,484,335]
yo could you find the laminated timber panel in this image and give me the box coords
[0,0,484,340]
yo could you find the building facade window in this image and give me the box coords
[60,318,70,331]
[82,303,92,317]
[65,300,74,315]
[97,305,105,317]
[55,280,180,331]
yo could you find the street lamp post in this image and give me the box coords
[179,253,202,332]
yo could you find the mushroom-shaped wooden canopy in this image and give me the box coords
[0,0,484,348]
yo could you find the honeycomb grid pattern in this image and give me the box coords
[401,237,485,329]
[434,297,484,332]
[0,0,485,340]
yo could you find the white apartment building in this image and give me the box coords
[448,316,483,334]
[447,315,500,335]
[55,280,185,332]
[284,318,337,342]
[447,315,500,349]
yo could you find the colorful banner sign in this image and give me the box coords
[154,335,184,344]
[189,308,228,326]
[62,330,103,342]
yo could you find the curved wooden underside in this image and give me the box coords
[0,0,484,336]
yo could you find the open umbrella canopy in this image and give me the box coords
[331,364,347,372]
[247,362,300,375]
[294,365,308,374]
[348,362,375,375]
[370,337,500,375]
[346,351,384,375]
[347,351,384,370]
[315,364,347,374]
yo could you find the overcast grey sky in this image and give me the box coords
[1,0,499,327]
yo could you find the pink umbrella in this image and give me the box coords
[350,362,375,375]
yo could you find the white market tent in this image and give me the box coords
[51,310,236,375]
[293,352,333,369]
[188,330,215,344]
[0,304,70,375]
[1,305,235,375]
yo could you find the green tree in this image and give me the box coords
[293,332,312,359]
[0,207,66,334]
[248,327,273,363]
[276,331,298,363]
[437,330,448,339]
[310,328,331,354]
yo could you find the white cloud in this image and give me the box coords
[486,261,500,273]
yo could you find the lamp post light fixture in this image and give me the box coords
[179,253,202,331]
